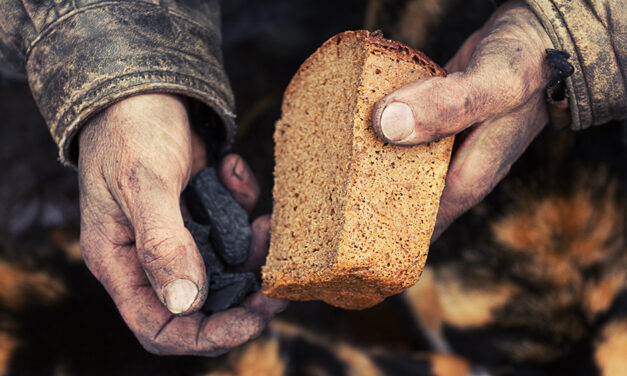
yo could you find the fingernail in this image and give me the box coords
[163,279,198,314]
[232,158,246,181]
[380,102,415,142]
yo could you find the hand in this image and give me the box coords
[372,2,555,240]
[78,94,285,355]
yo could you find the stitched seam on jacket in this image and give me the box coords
[25,1,217,60]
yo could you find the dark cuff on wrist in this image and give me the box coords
[26,2,236,167]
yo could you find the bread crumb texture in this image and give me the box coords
[262,30,453,309]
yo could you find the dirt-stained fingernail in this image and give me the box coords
[163,278,198,314]
[232,157,246,181]
[380,102,415,142]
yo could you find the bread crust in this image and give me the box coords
[263,30,453,310]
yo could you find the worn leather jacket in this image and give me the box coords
[0,0,235,166]
[0,0,625,166]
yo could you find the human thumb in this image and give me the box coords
[126,178,209,315]
[371,73,500,145]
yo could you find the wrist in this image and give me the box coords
[79,93,191,157]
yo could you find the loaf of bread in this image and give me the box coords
[262,30,454,310]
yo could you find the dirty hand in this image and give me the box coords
[372,2,559,240]
[78,94,285,355]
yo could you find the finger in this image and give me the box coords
[372,6,550,145]
[136,305,268,356]
[547,98,571,129]
[219,154,260,215]
[118,283,275,356]
[240,291,288,317]
[231,215,271,273]
[431,97,547,241]
[119,165,208,315]
[188,292,287,356]
[81,227,266,356]
[80,212,172,336]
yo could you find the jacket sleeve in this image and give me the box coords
[0,0,236,166]
[525,0,626,130]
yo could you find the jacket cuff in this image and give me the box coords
[25,2,236,167]
[526,0,627,130]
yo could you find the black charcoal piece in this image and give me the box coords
[202,272,260,313]
[209,271,259,291]
[186,168,252,265]
[184,220,225,274]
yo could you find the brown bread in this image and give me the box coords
[262,30,454,309]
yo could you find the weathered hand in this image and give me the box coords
[372,2,556,240]
[78,94,285,355]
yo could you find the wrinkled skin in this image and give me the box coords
[78,93,286,356]
[372,1,559,240]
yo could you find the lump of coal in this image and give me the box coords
[186,220,260,313]
[184,220,225,274]
[184,168,261,313]
[203,272,260,314]
[186,168,251,265]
